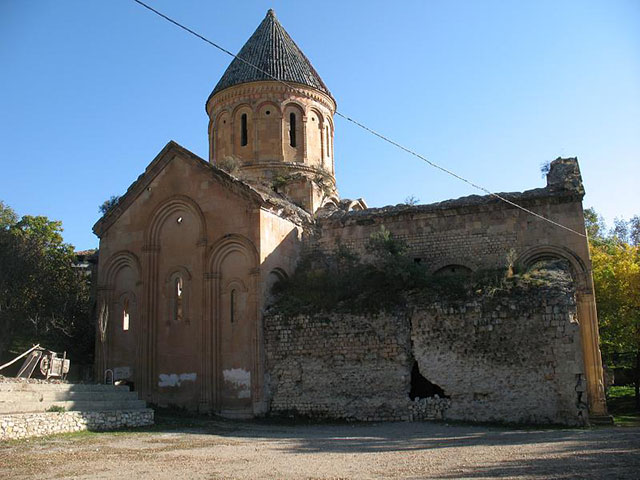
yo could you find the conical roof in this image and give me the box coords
[208,10,332,101]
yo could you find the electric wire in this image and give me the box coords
[131,0,588,239]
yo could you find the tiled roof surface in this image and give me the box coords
[209,9,332,100]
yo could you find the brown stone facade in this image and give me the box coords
[94,143,304,417]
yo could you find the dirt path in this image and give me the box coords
[1,418,639,479]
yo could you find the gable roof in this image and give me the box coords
[92,141,310,238]
[208,9,332,102]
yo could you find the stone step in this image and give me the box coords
[0,383,130,393]
[0,390,139,403]
[0,399,147,414]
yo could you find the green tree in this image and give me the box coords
[587,209,640,408]
[584,207,607,241]
[0,202,91,364]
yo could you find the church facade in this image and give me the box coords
[93,10,608,423]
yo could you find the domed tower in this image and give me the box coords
[205,9,338,213]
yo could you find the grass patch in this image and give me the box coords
[607,385,640,427]
[45,405,66,413]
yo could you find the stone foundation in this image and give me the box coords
[0,409,154,441]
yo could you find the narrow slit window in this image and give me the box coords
[289,113,297,147]
[230,289,236,323]
[241,113,248,146]
[175,277,184,322]
[123,298,130,331]
[325,126,330,157]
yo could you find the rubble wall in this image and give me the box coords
[0,409,154,441]
[264,313,449,421]
[265,268,587,425]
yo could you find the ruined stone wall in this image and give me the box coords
[264,313,449,421]
[309,194,587,275]
[308,160,590,277]
[411,272,587,425]
[265,267,587,425]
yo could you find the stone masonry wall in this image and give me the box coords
[264,313,449,421]
[308,159,590,278]
[411,270,587,425]
[0,409,154,441]
[265,267,587,425]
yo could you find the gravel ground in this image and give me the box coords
[1,417,639,479]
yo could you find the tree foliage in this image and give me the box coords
[587,208,640,408]
[0,201,92,365]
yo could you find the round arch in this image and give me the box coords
[255,101,282,117]
[516,245,589,290]
[145,195,207,246]
[102,250,142,287]
[207,234,259,273]
[428,257,478,275]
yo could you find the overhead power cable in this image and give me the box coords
[131,0,588,239]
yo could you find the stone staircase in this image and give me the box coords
[0,382,147,414]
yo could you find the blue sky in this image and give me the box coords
[1,0,638,250]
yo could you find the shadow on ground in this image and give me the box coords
[149,411,640,479]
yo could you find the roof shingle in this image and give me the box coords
[208,9,332,101]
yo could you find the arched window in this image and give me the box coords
[230,289,236,323]
[289,112,297,147]
[166,268,191,325]
[122,297,130,331]
[241,113,248,146]
[174,276,184,323]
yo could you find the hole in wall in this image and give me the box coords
[176,216,183,224]
[266,110,271,115]
[409,361,447,399]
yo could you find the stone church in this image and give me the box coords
[93,10,608,424]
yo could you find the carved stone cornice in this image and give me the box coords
[207,81,336,117]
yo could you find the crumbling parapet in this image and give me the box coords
[546,157,585,195]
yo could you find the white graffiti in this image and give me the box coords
[113,366,131,380]
[158,372,197,387]
[223,368,251,399]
